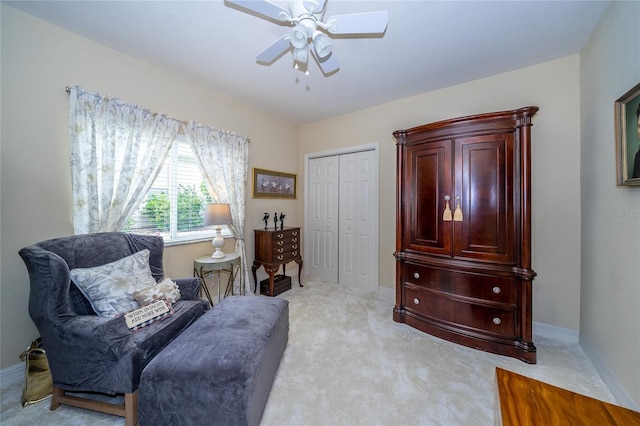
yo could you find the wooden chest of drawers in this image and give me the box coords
[255,227,300,263]
[252,227,303,296]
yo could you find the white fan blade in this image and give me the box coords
[226,0,291,22]
[256,35,292,63]
[312,49,339,75]
[325,11,388,35]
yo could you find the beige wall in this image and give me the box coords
[0,4,300,369]
[299,55,583,333]
[579,1,640,409]
[3,3,638,409]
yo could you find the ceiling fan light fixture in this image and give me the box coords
[293,46,308,65]
[312,31,331,58]
[227,0,389,77]
[290,24,308,49]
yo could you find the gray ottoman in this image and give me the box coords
[139,296,289,426]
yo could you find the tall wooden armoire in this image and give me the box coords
[393,107,538,363]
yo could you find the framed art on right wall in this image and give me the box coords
[615,81,640,186]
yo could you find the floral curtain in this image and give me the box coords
[68,85,180,234]
[184,122,251,295]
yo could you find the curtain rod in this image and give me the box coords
[64,86,250,143]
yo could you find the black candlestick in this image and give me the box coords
[279,212,285,230]
[274,212,278,230]
[263,213,269,230]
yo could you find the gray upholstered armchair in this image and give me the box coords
[19,232,209,426]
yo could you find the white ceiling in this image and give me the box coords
[7,0,611,124]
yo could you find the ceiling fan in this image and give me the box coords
[226,0,388,75]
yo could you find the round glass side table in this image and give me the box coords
[193,252,242,306]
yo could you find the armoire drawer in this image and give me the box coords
[403,263,515,304]
[404,286,516,338]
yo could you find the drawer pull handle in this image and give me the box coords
[276,233,284,239]
[292,251,298,256]
[413,272,420,279]
[493,317,501,325]
[277,248,284,253]
[292,232,298,236]
[492,286,501,294]
[277,241,284,246]
[292,238,298,242]
[413,298,420,305]
[277,255,284,261]
[292,245,298,249]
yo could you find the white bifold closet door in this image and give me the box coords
[307,149,378,291]
[308,155,340,282]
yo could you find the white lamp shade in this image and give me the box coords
[312,31,331,58]
[204,203,232,226]
[290,24,308,49]
[293,46,308,65]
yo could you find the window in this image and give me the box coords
[125,135,228,245]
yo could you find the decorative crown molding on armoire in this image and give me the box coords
[392,106,539,364]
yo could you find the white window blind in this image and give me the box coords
[125,134,228,245]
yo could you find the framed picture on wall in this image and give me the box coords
[252,168,297,199]
[615,81,640,186]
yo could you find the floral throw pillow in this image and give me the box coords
[133,277,181,307]
[70,249,157,317]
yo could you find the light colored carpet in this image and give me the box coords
[1,280,616,425]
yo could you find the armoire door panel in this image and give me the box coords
[454,135,515,264]
[406,141,452,255]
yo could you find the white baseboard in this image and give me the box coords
[1,362,24,388]
[533,321,579,344]
[581,337,640,411]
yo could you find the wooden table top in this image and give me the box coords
[496,367,640,425]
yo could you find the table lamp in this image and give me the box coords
[204,203,232,258]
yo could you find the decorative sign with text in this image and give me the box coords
[124,298,173,332]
